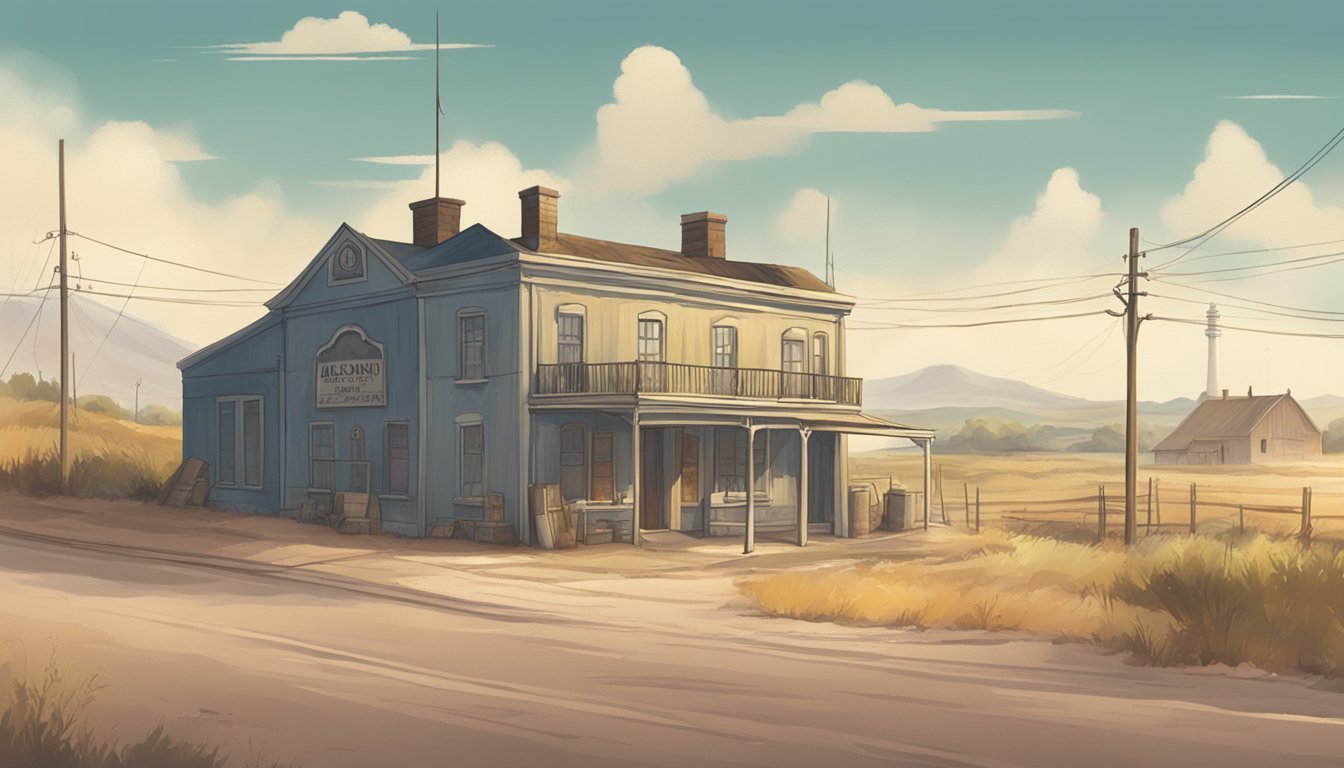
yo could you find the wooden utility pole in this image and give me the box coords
[1122,228,1145,546]
[58,139,70,493]
[135,379,142,423]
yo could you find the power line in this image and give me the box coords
[1147,292,1344,322]
[0,274,54,379]
[855,271,1120,304]
[848,309,1111,331]
[1036,317,1123,383]
[70,287,263,307]
[1147,123,1344,267]
[1150,315,1344,339]
[1152,253,1344,285]
[67,231,288,286]
[76,274,276,294]
[1167,236,1344,267]
[1147,281,1344,317]
[79,256,147,387]
[854,293,1111,314]
[1152,248,1344,278]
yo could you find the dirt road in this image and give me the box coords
[0,493,1340,767]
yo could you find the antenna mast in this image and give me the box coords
[435,9,442,199]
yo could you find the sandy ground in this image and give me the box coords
[0,491,1341,767]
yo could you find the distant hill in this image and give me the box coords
[0,295,193,410]
[865,365,1093,412]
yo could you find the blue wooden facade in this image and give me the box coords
[181,190,934,548]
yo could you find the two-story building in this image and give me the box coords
[179,188,933,550]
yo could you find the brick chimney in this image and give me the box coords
[519,186,560,251]
[409,197,465,248]
[681,212,727,259]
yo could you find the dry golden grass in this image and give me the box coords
[0,397,179,469]
[744,529,1344,676]
[852,450,1344,539]
[0,397,181,499]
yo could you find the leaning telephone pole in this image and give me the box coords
[58,139,70,493]
[1112,227,1149,545]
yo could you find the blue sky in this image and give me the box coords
[2,1,1343,400]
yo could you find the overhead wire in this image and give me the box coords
[79,255,148,386]
[0,273,55,379]
[67,231,288,286]
[848,309,1112,331]
[1150,316,1344,339]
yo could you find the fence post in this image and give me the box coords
[1189,483,1197,535]
[1146,477,1153,536]
[1301,486,1312,544]
[1097,484,1106,543]
[1155,478,1162,527]
[975,487,981,533]
[1239,504,1244,533]
[963,482,970,528]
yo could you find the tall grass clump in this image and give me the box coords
[0,445,170,500]
[744,530,1344,676]
[0,658,297,767]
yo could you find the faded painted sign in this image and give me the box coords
[316,326,386,408]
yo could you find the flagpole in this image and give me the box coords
[435,9,441,199]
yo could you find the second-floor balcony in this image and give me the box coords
[534,361,862,406]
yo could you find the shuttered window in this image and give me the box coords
[387,422,410,496]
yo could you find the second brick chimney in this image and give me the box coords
[519,186,560,251]
[681,212,728,259]
[409,197,466,248]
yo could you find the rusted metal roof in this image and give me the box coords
[1152,394,1316,453]
[542,233,835,293]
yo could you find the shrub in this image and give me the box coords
[0,445,171,500]
[1324,418,1344,453]
[0,656,301,767]
[137,404,183,426]
[77,395,130,420]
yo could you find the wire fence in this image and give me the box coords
[929,476,1336,544]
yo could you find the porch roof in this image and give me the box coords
[633,405,935,440]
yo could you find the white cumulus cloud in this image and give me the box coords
[208,11,488,61]
[774,188,837,242]
[593,46,1078,194]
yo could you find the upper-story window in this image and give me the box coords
[558,312,585,364]
[638,318,665,362]
[781,329,806,373]
[712,325,737,369]
[812,333,829,376]
[459,309,486,380]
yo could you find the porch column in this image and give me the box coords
[798,428,811,547]
[744,422,756,555]
[631,410,641,546]
[921,437,932,530]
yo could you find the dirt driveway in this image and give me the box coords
[0,492,1340,767]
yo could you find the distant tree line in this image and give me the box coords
[1326,418,1344,453]
[944,418,1155,454]
[0,371,181,425]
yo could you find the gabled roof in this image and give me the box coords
[380,224,526,274]
[1152,394,1320,453]
[265,224,415,310]
[178,312,279,371]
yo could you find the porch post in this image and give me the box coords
[921,437,932,531]
[744,422,756,555]
[798,427,811,547]
[631,410,641,546]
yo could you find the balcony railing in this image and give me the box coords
[535,361,862,406]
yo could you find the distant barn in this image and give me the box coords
[1152,390,1322,465]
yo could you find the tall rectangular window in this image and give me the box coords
[591,432,615,503]
[217,401,237,486]
[714,429,767,498]
[386,422,410,496]
[782,338,805,372]
[460,313,485,380]
[243,399,262,488]
[637,319,664,361]
[217,397,262,489]
[459,422,484,499]
[712,325,737,368]
[812,333,828,375]
[558,313,584,364]
[560,423,588,502]
[310,423,334,490]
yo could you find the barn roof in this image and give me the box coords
[1152,394,1318,453]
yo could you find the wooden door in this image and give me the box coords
[640,428,664,529]
[808,433,835,523]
